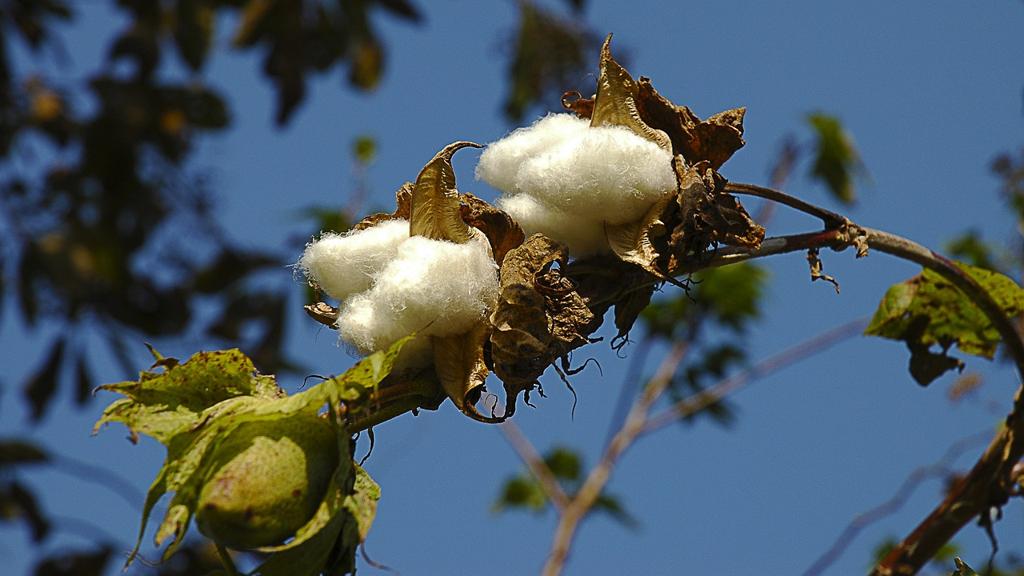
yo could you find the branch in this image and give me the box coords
[641,318,868,435]
[497,417,570,511]
[542,341,689,576]
[722,182,1024,576]
[804,430,992,576]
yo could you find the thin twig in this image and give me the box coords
[726,181,847,227]
[804,430,992,576]
[642,318,868,435]
[497,416,570,511]
[542,342,689,576]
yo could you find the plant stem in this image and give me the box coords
[541,342,688,576]
[215,542,239,576]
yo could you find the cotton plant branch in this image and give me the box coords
[722,182,1024,576]
[804,430,993,576]
[498,416,571,511]
[542,341,689,576]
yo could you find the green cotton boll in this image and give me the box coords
[195,415,341,550]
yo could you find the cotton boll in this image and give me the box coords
[298,219,409,301]
[514,124,675,225]
[476,113,589,193]
[497,194,608,256]
[335,232,498,361]
[371,233,499,339]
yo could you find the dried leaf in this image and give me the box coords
[409,141,481,243]
[432,323,492,420]
[590,35,672,153]
[459,192,525,265]
[669,158,764,262]
[490,235,600,412]
[635,78,745,169]
[352,182,414,231]
[605,192,675,279]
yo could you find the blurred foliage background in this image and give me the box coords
[2,1,1023,575]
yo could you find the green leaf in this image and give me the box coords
[97,341,404,572]
[641,263,767,339]
[492,476,547,513]
[866,262,1024,385]
[807,112,864,205]
[544,447,582,481]
[352,135,377,165]
[94,348,284,444]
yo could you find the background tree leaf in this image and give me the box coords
[807,112,864,205]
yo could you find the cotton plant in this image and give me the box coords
[299,142,513,421]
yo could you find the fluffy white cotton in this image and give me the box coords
[298,219,409,300]
[497,194,608,256]
[335,231,498,356]
[477,113,676,225]
[475,114,590,193]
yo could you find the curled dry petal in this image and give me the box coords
[635,77,746,169]
[409,141,482,243]
[432,323,502,422]
[591,35,672,153]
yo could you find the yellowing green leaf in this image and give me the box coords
[866,262,1024,385]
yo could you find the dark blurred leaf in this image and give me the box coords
[353,135,377,165]
[191,249,279,294]
[173,0,215,71]
[74,351,92,405]
[348,35,384,90]
[303,206,352,236]
[17,245,39,327]
[0,439,50,467]
[993,149,1024,225]
[493,476,547,513]
[642,263,767,340]
[946,231,998,272]
[807,112,864,205]
[376,0,422,22]
[561,0,586,13]
[866,262,1024,385]
[695,263,766,331]
[23,337,66,422]
[544,447,581,481]
[504,1,594,121]
[108,25,161,79]
[33,546,112,576]
[0,481,50,542]
[593,494,638,528]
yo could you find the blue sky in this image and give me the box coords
[3,1,1024,574]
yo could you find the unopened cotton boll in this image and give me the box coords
[497,193,608,256]
[475,114,590,193]
[335,231,499,363]
[298,219,409,301]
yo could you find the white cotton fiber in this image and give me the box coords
[298,219,409,301]
[335,231,499,357]
[476,113,676,254]
[497,194,608,256]
[475,114,590,193]
[512,124,675,224]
